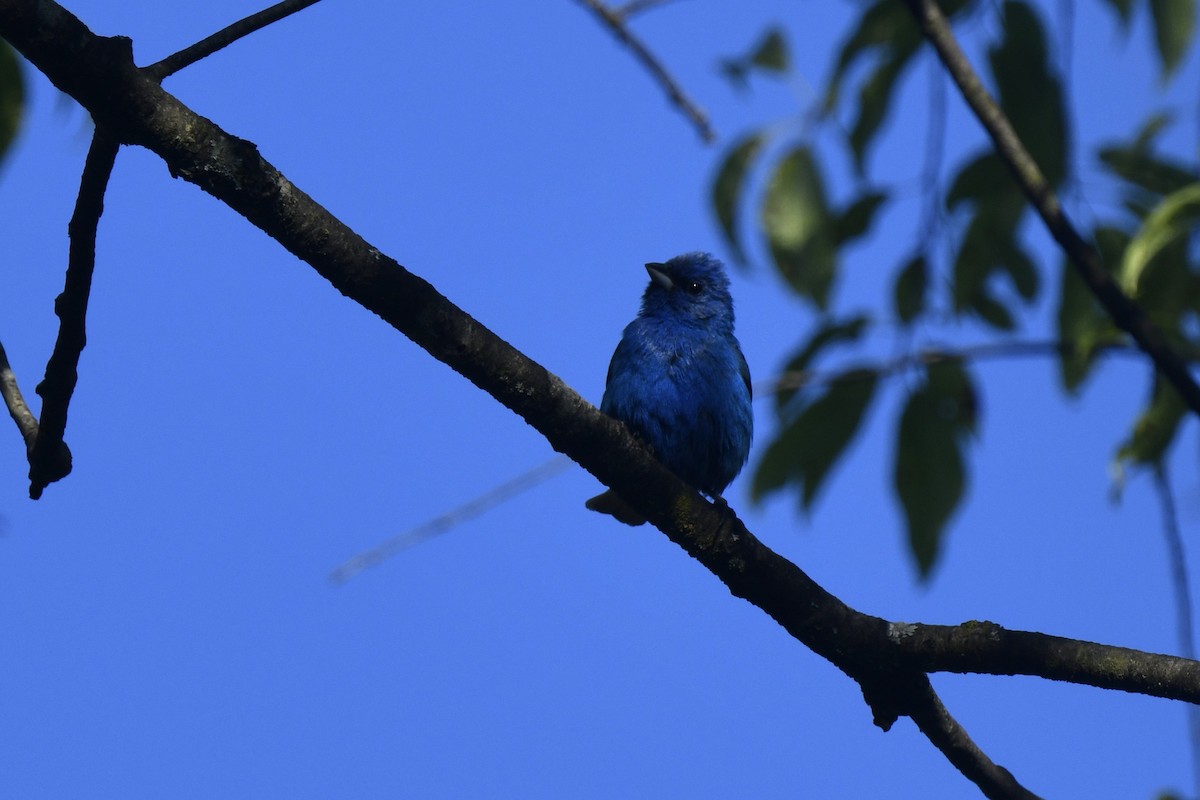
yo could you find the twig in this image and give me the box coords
[757,338,1161,398]
[900,0,1200,417]
[616,0,682,18]
[574,0,715,143]
[27,127,118,499]
[145,0,323,80]
[1153,466,1200,799]
[918,55,947,245]
[0,338,39,450]
[905,676,1044,800]
[330,457,572,584]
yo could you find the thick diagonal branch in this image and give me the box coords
[899,0,1200,416]
[28,127,117,498]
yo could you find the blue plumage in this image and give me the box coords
[586,253,753,525]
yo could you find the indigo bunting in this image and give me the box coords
[586,252,753,525]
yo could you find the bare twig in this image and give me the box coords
[616,0,682,18]
[905,676,1044,800]
[918,55,947,245]
[757,338,1159,398]
[27,127,118,499]
[574,0,715,143]
[145,0,323,80]
[900,0,1200,416]
[0,338,39,450]
[330,457,572,583]
[1153,466,1200,799]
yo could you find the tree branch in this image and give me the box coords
[905,674,1043,800]
[899,0,1200,417]
[27,127,117,499]
[329,456,573,584]
[615,0,681,19]
[3,1,1196,793]
[144,0,323,80]
[0,338,40,452]
[760,338,1167,398]
[1153,466,1200,797]
[573,0,715,142]
[890,620,1200,703]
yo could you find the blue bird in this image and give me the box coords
[586,252,753,525]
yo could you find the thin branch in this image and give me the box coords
[1153,466,1200,798]
[615,0,682,18]
[905,675,1044,800]
[0,338,39,451]
[330,457,572,584]
[918,54,947,245]
[144,0,323,81]
[28,127,117,499]
[899,0,1200,418]
[757,338,1162,398]
[573,0,715,143]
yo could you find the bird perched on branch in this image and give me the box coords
[586,252,753,525]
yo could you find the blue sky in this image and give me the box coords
[2,0,1199,797]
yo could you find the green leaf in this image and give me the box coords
[951,211,1032,325]
[988,1,1069,188]
[719,26,791,90]
[750,27,789,72]
[1131,111,1174,152]
[946,152,1015,210]
[1098,0,1137,27]
[894,361,976,577]
[754,370,879,509]
[1149,0,1196,79]
[894,255,927,325]
[997,237,1039,300]
[0,41,24,167]
[971,292,1016,330]
[824,0,919,113]
[1129,231,1194,324]
[774,315,870,412]
[712,132,768,265]
[1056,254,1116,394]
[848,51,914,175]
[761,146,839,307]
[1117,375,1186,466]
[1119,182,1200,296]
[834,190,888,244]
[1099,147,1197,198]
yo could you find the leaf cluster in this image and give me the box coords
[711,0,1199,577]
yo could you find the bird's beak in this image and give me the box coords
[645,262,673,290]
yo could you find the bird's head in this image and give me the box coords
[639,252,735,326]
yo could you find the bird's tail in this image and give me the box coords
[585,489,647,526]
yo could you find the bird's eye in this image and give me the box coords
[684,281,703,295]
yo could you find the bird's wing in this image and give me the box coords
[736,343,752,400]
